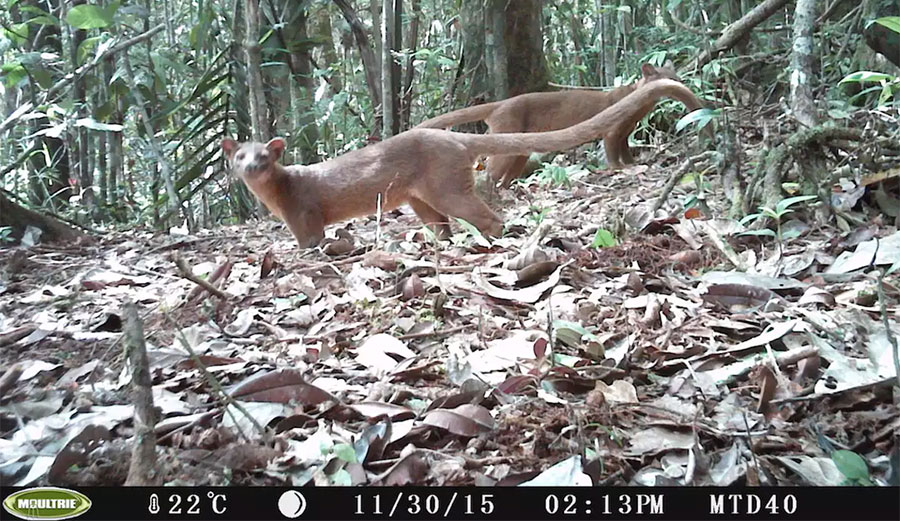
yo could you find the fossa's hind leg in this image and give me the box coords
[497,155,530,188]
[417,170,502,238]
[408,197,451,239]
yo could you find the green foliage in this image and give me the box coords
[740,195,818,244]
[0,226,14,244]
[527,205,550,226]
[839,71,899,106]
[332,443,358,464]
[452,218,492,248]
[874,16,900,34]
[675,107,719,132]
[531,162,586,188]
[591,228,618,248]
[66,3,120,30]
[831,450,873,486]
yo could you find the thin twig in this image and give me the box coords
[171,253,232,300]
[168,315,269,443]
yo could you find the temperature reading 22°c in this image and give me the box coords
[147,492,227,516]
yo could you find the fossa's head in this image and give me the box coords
[638,61,681,84]
[222,138,285,180]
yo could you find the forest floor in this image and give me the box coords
[1,141,899,487]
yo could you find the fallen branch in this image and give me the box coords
[171,253,232,300]
[186,260,233,304]
[652,157,694,213]
[689,0,791,71]
[123,302,161,486]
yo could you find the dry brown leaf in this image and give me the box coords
[229,369,338,404]
[422,408,492,437]
[373,451,427,485]
[516,261,560,287]
[323,238,354,256]
[400,273,424,301]
[754,365,777,413]
[363,250,399,271]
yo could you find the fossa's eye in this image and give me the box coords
[236,153,245,160]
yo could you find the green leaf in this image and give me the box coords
[781,182,801,194]
[591,228,618,248]
[332,443,357,464]
[551,352,583,368]
[454,218,492,248]
[739,213,763,226]
[20,5,60,26]
[30,64,52,89]
[676,108,718,132]
[67,4,114,29]
[775,195,817,214]
[553,320,599,348]
[75,117,123,132]
[886,261,900,275]
[832,450,869,481]
[0,61,26,87]
[875,16,900,34]
[839,71,894,85]
[3,22,29,44]
[781,229,803,241]
[77,36,101,65]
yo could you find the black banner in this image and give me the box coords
[1,486,897,521]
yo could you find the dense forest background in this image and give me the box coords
[1,0,897,241]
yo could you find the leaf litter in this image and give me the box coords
[1,162,898,488]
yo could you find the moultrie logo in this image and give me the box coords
[2,487,92,521]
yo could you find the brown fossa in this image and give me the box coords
[224,79,698,248]
[416,63,703,187]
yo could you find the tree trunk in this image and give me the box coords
[71,0,93,214]
[790,0,819,128]
[381,0,395,138]
[400,0,422,129]
[25,0,70,208]
[280,2,321,163]
[504,0,548,96]
[486,0,509,100]
[108,56,125,214]
[333,0,382,127]
[599,1,616,85]
[461,0,489,103]
[314,7,343,93]
[391,0,402,135]
[245,0,270,141]
[371,0,383,73]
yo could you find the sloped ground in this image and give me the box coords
[1,139,898,488]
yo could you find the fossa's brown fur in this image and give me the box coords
[416,63,703,186]
[224,79,698,248]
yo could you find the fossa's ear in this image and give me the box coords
[640,62,657,78]
[222,139,238,160]
[266,138,286,161]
